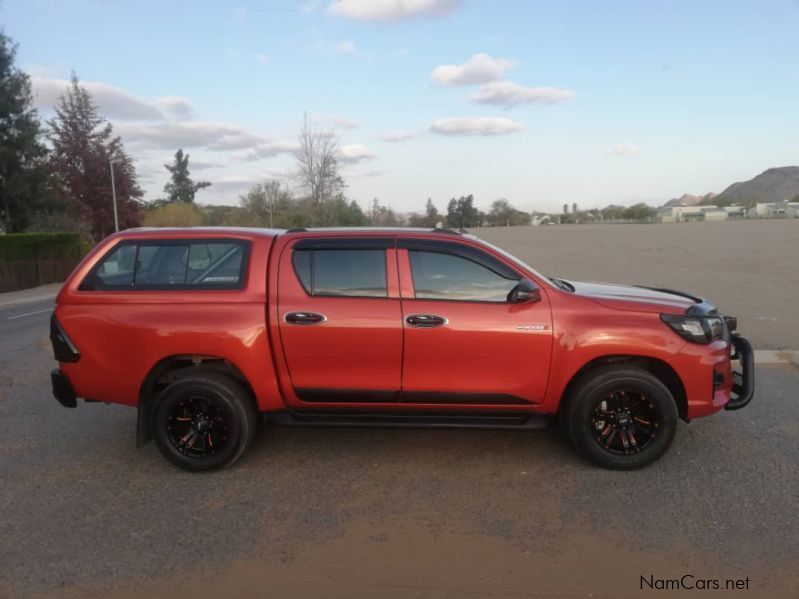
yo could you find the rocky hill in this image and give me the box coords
[663,193,716,208]
[713,166,799,206]
[662,166,799,208]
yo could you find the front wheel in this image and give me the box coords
[152,372,257,472]
[563,366,678,469]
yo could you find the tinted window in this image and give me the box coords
[82,241,247,290]
[409,250,518,302]
[292,249,386,297]
[93,244,136,287]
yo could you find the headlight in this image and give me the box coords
[660,314,727,344]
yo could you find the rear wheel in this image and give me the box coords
[153,372,257,472]
[563,366,678,469]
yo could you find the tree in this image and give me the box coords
[238,180,293,227]
[446,195,480,228]
[142,202,205,227]
[424,198,439,227]
[48,74,142,239]
[293,113,344,214]
[601,204,625,220]
[369,198,403,226]
[235,181,369,228]
[563,203,568,214]
[622,203,657,222]
[572,202,578,215]
[409,198,441,228]
[163,149,211,203]
[0,33,51,233]
[486,198,531,227]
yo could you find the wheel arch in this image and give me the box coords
[136,355,258,447]
[558,354,688,421]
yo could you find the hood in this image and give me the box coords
[561,279,713,314]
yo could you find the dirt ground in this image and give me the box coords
[2,221,798,599]
[472,219,799,349]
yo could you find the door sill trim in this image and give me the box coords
[268,409,550,430]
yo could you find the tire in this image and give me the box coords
[152,371,258,472]
[563,365,678,470]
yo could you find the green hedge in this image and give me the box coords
[0,233,88,261]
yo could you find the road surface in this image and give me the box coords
[0,299,797,598]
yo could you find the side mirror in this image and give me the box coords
[507,279,541,303]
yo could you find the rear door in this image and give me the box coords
[397,238,553,405]
[277,237,403,404]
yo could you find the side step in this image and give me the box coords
[268,410,551,430]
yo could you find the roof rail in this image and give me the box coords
[285,227,308,233]
[430,227,463,236]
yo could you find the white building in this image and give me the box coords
[662,205,729,222]
[754,201,799,218]
[661,204,749,222]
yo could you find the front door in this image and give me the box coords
[277,237,403,404]
[397,239,553,405]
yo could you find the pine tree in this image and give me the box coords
[163,149,211,203]
[0,33,51,232]
[424,198,439,227]
[48,74,142,239]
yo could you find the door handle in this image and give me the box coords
[284,311,327,325]
[405,314,448,328]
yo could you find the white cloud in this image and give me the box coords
[354,169,385,178]
[117,121,256,150]
[31,76,164,120]
[157,96,195,119]
[116,121,297,160]
[256,53,269,64]
[211,176,262,194]
[187,159,225,171]
[311,112,360,129]
[431,53,512,86]
[237,139,299,161]
[470,81,575,108]
[336,41,356,55]
[605,143,641,157]
[329,0,460,22]
[430,116,524,136]
[380,130,417,142]
[339,143,374,163]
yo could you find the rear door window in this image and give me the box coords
[92,244,136,287]
[81,240,248,290]
[292,249,387,297]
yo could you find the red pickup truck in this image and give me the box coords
[50,227,754,471]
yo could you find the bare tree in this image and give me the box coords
[293,113,344,208]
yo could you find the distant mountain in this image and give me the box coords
[663,193,716,208]
[713,166,799,206]
[661,166,799,209]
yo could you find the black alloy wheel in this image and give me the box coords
[590,390,661,455]
[563,365,678,469]
[153,371,257,472]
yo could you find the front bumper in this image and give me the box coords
[51,369,78,408]
[725,334,754,411]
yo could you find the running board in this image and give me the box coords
[268,410,551,430]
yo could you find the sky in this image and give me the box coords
[3,0,799,213]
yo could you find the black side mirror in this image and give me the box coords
[507,279,541,303]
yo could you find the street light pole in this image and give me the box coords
[269,182,276,228]
[109,159,119,233]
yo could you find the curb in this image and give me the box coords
[0,285,60,308]
[753,350,799,367]
[0,293,58,308]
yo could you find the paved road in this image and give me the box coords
[0,302,797,598]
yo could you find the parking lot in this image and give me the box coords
[1,283,797,597]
